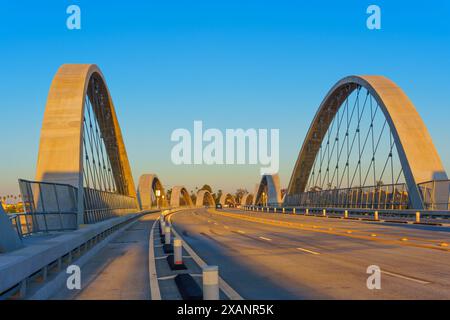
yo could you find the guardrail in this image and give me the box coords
[243,205,450,225]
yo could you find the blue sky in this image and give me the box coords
[1,1,450,195]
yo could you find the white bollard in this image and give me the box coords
[165,225,171,244]
[415,211,421,223]
[161,220,166,235]
[267,207,269,212]
[293,208,296,214]
[323,209,326,217]
[203,265,219,300]
[174,239,183,265]
[344,210,348,218]
[374,211,379,221]
[305,208,309,215]
[274,208,277,213]
[282,207,285,214]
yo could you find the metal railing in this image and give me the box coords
[17,179,78,236]
[418,180,450,210]
[83,187,138,224]
[284,183,409,210]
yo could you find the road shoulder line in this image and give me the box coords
[148,217,161,300]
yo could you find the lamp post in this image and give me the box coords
[155,189,161,209]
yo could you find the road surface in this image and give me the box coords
[169,207,450,299]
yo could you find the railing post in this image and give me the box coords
[415,211,421,223]
[202,265,219,300]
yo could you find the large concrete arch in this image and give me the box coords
[196,190,216,207]
[219,193,236,206]
[35,64,138,223]
[137,174,167,210]
[254,174,282,206]
[240,193,254,206]
[286,76,447,209]
[170,186,193,207]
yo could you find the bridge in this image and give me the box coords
[1,64,449,300]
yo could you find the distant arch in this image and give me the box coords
[254,174,282,206]
[240,193,254,206]
[170,186,193,207]
[137,174,166,210]
[219,193,236,206]
[196,190,216,207]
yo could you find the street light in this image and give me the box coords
[156,189,161,209]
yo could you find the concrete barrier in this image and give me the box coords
[0,213,143,298]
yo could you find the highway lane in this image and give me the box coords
[169,208,450,299]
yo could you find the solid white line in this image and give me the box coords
[259,236,272,241]
[157,275,177,281]
[382,270,430,284]
[149,218,162,300]
[296,247,320,255]
[237,230,245,234]
[168,213,243,300]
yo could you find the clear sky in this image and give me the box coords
[1,1,450,196]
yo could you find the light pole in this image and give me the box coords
[155,189,161,209]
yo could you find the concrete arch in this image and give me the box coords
[286,75,447,209]
[240,193,254,206]
[170,186,193,207]
[196,190,216,207]
[255,174,282,206]
[35,64,138,223]
[219,193,236,206]
[137,174,167,210]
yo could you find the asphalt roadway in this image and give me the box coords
[169,207,450,299]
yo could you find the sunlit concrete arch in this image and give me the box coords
[286,75,447,209]
[35,64,138,224]
[137,174,167,210]
[240,193,254,206]
[170,186,193,207]
[254,174,282,206]
[219,193,236,206]
[196,190,216,207]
